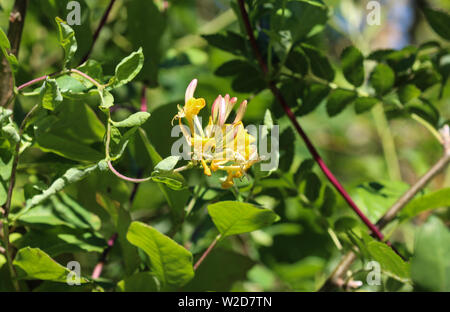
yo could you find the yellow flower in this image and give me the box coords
[173,79,259,189]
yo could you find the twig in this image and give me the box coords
[193,234,221,271]
[236,0,385,242]
[319,129,450,291]
[80,0,117,65]
[1,0,28,107]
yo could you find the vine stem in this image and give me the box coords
[1,103,37,292]
[193,234,221,271]
[320,130,450,291]
[236,0,385,242]
[80,0,117,65]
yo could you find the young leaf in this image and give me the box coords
[112,112,151,128]
[207,201,279,238]
[341,46,365,87]
[151,170,186,190]
[326,89,357,117]
[154,155,181,171]
[24,164,99,210]
[370,63,395,95]
[40,78,63,111]
[126,221,194,288]
[98,88,114,109]
[13,247,90,283]
[55,17,77,68]
[109,48,144,88]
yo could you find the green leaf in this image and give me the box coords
[399,188,450,221]
[334,216,359,232]
[301,44,335,81]
[303,172,321,202]
[15,228,105,257]
[207,201,279,238]
[116,272,159,292]
[98,88,114,109]
[341,46,365,87]
[398,84,421,104]
[202,31,247,56]
[55,17,77,68]
[326,89,357,117]
[24,164,99,210]
[109,48,144,88]
[0,27,10,50]
[279,127,295,172]
[370,63,395,95]
[40,78,63,111]
[151,156,186,190]
[422,8,450,41]
[411,217,450,291]
[319,185,336,217]
[126,221,194,288]
[13,247,90,283]
[112,112,150,128]
[151,170,186,191]
[366,240,411,282]
[297,83,330,116]
[214,59,253,77]
[356,180,409,222]
[231,67,265,93]
[154,155,180,171]
[282,0,328,42]
[354,97,379,114]
[285,47,309,76]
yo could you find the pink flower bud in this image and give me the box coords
[233,100,248,124]
[185,79,198,103]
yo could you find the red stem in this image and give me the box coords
[237,0,384,241]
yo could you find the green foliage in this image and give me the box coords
[126,221,194,289]
[207,201,279,238]
[0,0,448,293]
[13,247,90,283]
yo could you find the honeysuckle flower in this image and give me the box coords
[173,79,259,188]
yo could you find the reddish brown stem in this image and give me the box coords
[91,233,118,279]
[236,0,384,241]
[80,0,117,65]
[193,235,220,271]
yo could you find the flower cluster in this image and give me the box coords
[173,79,259,188]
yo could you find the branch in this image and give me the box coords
[236,0,385,242]
[80,0,117,65]
[319,128,450,291]
[0,0,28,107]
